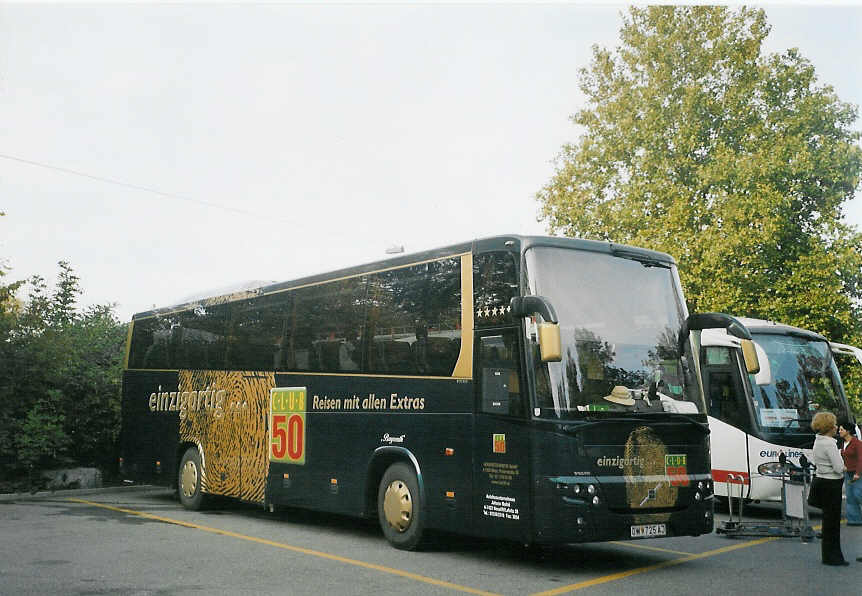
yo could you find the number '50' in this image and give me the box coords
[271,414,303,460]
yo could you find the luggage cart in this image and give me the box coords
[716,453,815,542]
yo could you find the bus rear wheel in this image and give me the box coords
[178,447,207,510]
[377,462,425,550]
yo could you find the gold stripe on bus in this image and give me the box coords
[451,252,474,379]
[268,371,466,381]
[125,369,468,381]
[123,320,135,369]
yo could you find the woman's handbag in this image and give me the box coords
[807,477,822,508]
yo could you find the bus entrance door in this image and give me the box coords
[472,330,531,542]
[703,354,754,499]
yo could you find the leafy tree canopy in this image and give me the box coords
[0,260,127,478]
[537,6,862,352]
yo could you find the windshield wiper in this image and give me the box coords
[782,415,810,430]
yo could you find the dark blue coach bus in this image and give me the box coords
[120,235,754,549]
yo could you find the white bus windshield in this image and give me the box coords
[526,247,703,419]
[748,333,849,431]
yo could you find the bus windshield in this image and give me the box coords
[526,247,703,419]
[748,333,849,432]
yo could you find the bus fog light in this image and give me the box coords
[576,516,586,526]
[587,484,596,495]
[592,496,600,506]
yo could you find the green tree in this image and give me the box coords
[0,260,25,468]
[58,304,127,465]
[16,392,70,469]
[537,6,862,358]
[0,261,127,481]
[50,261,81,327]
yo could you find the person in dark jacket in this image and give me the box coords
[838,420,862,526]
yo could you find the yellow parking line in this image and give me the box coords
[68,498,501,596]
[530,537,778,596]
[608,541,694,556]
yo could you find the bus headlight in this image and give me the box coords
[758,462,786,477]
[587,484,596,495]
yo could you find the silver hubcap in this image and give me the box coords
[181,459,198,498]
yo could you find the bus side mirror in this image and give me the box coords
[740,339,760,375]
[682,312,752,339]
[510,296,558,323]
[679,313,760,374]
[510,296,562,363]
[678,312,760,375]
[752,341,772,385]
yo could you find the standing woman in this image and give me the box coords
[838,420,862,526]
[812,411,848,565]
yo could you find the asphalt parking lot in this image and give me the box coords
[0,487,860,595]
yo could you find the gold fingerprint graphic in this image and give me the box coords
[179,370,274,503]
[623,426,676,523]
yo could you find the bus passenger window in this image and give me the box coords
[708,370,749,431]
[708,373,733,418]
[479,332,523,417]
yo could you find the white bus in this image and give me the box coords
[701,318,857,502]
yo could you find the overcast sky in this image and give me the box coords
[2,2,861,322]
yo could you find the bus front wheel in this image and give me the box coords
[178,447,207,510]
[377,462,425,550]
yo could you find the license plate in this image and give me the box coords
[630,523,667,538]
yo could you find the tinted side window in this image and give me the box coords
[128,256,462,375]
[421,258,462,375]
[703,346,751,431]
[128,315,172,369]
[224,293,291,371]
[292,276,367,373]
[474,252,518,328]
[478,330,524,417]
[174,304,229,369]
[366,258,461,376]
[366,267,421,375]
[128,305,229,370]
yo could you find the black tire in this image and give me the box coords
[377,462,425,550]
[178,447,207,510]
